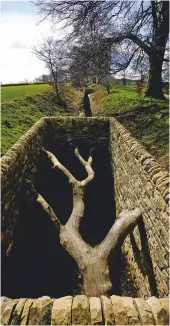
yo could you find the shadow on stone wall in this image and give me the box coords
[130,219,158,296]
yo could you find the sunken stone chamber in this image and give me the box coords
[1,117,169,300]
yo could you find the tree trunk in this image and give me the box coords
[54,80,59,98]
[145,54,165,99]
[50,65,60,99]
[82,257,112,297]
[29,147,142,297]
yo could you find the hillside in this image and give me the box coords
[1,83,82,155]
[88,83,169,170]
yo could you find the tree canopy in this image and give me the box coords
[34,0,169,98]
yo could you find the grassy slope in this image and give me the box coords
[89,83,169,170]
[1,83,51,102]
[1,83,83,155]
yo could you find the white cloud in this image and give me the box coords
[11,41,28,49]
[0,2,66,83]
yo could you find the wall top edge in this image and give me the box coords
[1,295,169,326]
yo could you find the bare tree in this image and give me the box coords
[33,37,68,98]
[29,147,142,297]
[131,50,149,83]
[69,35,112,91]
[34,0,169,99]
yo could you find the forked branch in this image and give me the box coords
[74,147,94,186]
[41,147,95,231]
[32,147,142,296]
[42,147,94,187]
[42,147,77,184]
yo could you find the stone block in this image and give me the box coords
[0,298,18,325]
[20,299,33,325]
[134,297,154,325]
[72,295,90,325]
[110,295,140,325]
[28,296,53,325]
[147,296,169,325]
[51,296,72,325]
[10,298,27,325]
[100,295,115,325]
[89,297,103,325]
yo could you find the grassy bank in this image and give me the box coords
[89,83,169,170]
[1,83,83,155]
[1,83,51,102]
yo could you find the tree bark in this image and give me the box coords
[31,147,142,297]
[145,55,165,99]
[145,1,169,99]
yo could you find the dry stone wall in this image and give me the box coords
[1,295,169,325]
[44,116,109,148]
[109,118,169,298]
[1,117,169,304]
[1,118,46,257]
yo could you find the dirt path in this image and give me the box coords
[88,93,103,116]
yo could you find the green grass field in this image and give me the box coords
[89,83,169,170]
[1,83,51,102]
[1,83,82,155]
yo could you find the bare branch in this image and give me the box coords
[37,193,62,232]
[74,147,87,166]
[41,147,95,232]
[111,45,140,74]
[110,34,151,56]
[74,147,94,186]
[99,208,142,258]
[42,147,95,187]
[24,178,62,232]
[42,147,77,184]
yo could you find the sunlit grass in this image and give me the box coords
[1,83,83,155]
[89,82,169,170]
[1,83,51,102]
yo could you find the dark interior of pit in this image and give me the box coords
[2,143,138,299]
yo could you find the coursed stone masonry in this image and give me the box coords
[0,295,169,325]
[109,119,169,298]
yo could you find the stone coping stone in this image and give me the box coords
[0,295,169,325]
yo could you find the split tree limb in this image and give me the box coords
[99,207,142,258]
[42,147,77,184]
[42,147,95,230]
[74,147,94,186]
[25,179,62,233]
[31,147,142,296]
[37,193,62,233]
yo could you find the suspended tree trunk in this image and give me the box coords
[31,147,142,297]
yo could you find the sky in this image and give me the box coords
[0,0,66,83]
